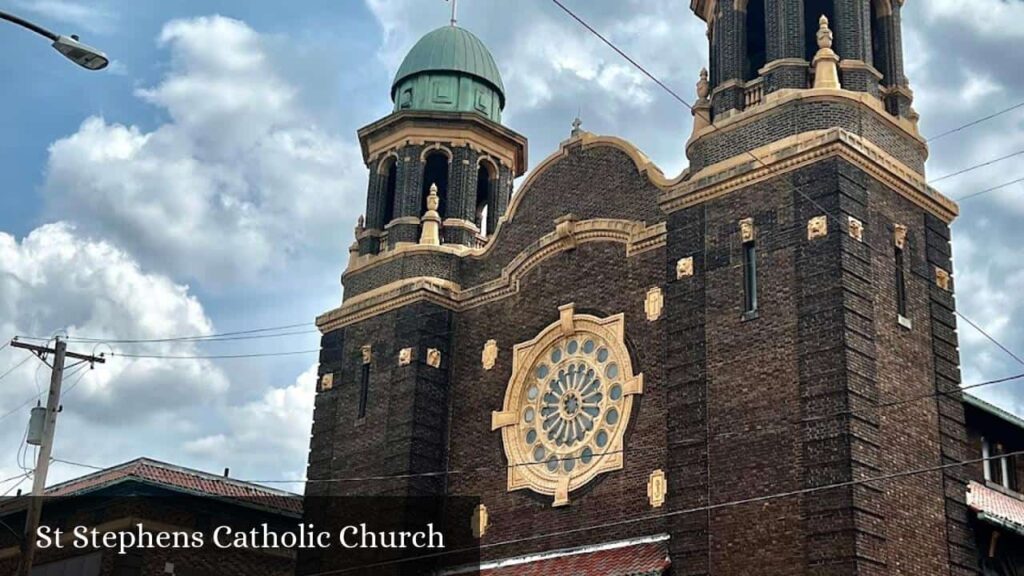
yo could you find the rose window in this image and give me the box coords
[492,304,643,507]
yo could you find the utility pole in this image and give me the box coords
[10,337,105,576]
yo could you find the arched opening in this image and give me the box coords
[804,0,836,62]
[870,0,891,86]
[379,157,397,227]
[475,162,497,238]
[744,0,766,81]
[421,151,450,219]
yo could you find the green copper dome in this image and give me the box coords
[391,26,506,123]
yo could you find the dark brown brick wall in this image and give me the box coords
[308,139,978,574]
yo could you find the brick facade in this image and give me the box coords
[306,2,978,573]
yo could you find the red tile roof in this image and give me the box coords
[475,536,670,576]
[45,458,302,515]
[968,480,1024,536]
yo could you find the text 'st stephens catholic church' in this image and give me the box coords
[304,0,985,574]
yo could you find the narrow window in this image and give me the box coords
[743,240,758,314]
[357,363,370,419]
[982,438,993,482]
[991,442,1005,487]
[475,163,496,238]
[805,0,836,62]
[895,244,908,319]
[380,158,397,227]
[1005,454,1018,492]
[744,0,767,81]
[870,0,891,85]
[422,152,450,218]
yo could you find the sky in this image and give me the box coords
[0,0,1022,494]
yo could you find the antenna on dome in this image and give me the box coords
[447,0,458,26]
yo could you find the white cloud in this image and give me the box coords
[185,363,316,485]
[0,222,232,485]
[10,0,117,35]
[42,15,366,287]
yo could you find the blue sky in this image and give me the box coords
[1,0,1023,493]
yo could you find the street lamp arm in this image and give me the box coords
[0,10,58,41]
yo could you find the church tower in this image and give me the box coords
[306,2,978,574]
[661,0,970,574]
[308,22,527,502]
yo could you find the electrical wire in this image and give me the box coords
[52,371,1024,487]
[107,349,320,360]
[304,450,1024,575]
[926,99,1024,143]
[957,175,1024,202]
[55,322,315,344]
[930,148,1024,184]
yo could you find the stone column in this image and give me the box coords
[763,0,809,93]
[834,0,881,96]
[711,2,746,117]
[388,145,425,246]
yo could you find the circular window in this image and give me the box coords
[492,305,643,507]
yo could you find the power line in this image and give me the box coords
[957,175,1024,202]
[305,449,1024,575]
[926,99,1024,143]
[54,371,1024,487]
[21,322,316,345]
[930,148,1024,184]
[107,349,320,360]
[0,354,33,385]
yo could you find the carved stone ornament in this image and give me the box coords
[935,267,951,292]
[848,217,864,242]
[491,304,644,507]
[894,224,908,250]
[426,348,442,369]
[398,347,414,366]
[808,216,829,240]
[676,257,695,279]
[482,340,499,371]
[647,469,667,508]
[361,345,372,365]
[645,287,664,322]
[739,218,756,243]
[471,504,489,539]
[320,373,334,392]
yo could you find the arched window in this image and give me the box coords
[871,0,891,86]
[475,162,496,237]
[744,0,766,81]
[422,151,450,218]
[379,157,397,227]
[804,0,836,62]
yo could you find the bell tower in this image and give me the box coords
[307,23,527,502]
[661,1,974,574]
[353,25,526,254]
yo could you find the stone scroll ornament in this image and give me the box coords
[491,304,643,507]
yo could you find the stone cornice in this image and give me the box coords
[686,87,926,155]
[665,128,958,223]
[321,218,666,331]
[358,111,529,176]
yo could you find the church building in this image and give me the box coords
[304,1,1015,573]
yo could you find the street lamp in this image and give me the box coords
[0,10,108,71]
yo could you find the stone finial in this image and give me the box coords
[696,68,710,101]
[812,15,841,90]
[571,116,583,137]
[817,15,833,50]
[691,68,713,135]
[419,183,442,246]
